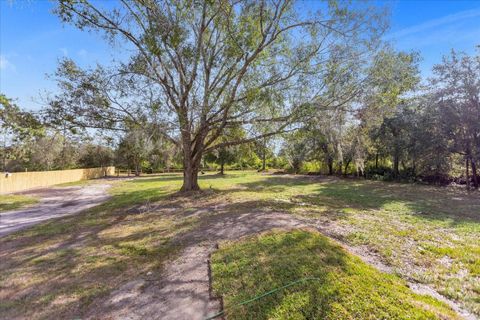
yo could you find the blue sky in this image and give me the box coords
[1,0,479,110]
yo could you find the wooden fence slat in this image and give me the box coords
[0,167,115,194]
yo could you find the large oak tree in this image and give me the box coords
[51,0,385,191]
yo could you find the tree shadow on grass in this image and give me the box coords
[118,172,479,230]
[125,172,251,185]
[227,174,479,227]
[211,231,348,319]
[0,180,317,319]
[309,180,480,226]
[0,172,476,319]
[210,230,458,319]
[0,184,185,319]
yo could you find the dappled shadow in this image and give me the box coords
[309,180,480,226]
[88,202,314,319]
[1,172,477,319]
[221,173,479,226]
[211,231,349,319]
[1,174,305,319]
[125,172,250,184]
[128,171,480,228]
[236,174,334,189]
[0,182,180,319]
[171,204,306,248]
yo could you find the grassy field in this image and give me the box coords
[0,171,478,318]
[199,172,480,315]
[0,194,38,212]
[211,230,459,319]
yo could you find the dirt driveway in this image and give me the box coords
[0,183,111,237]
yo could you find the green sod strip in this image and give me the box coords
[205,277,321,320]
[210,230,460,319]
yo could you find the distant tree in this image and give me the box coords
[359,49,421,126]
[147,139,180,173]
[339,125,360,175]
[0,94,44,171]
[279,48,420,177]
[117,128,154,176]
[204,125,247,174]
[78,144,114,169]
[205,146,235,175]
[412,97,452,179]
[430,49,480,189]
[29,133,80,171]
[360,49,421,177]
[253,137,275,172]
[372,104,412,177]
[280,131,309,174]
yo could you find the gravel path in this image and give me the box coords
[0,183,111,237]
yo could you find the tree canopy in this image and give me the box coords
[49,0,386,190]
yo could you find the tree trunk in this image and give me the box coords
[344,160,351,176]
[181,158,200,191]
[134,161,140,176]
[375,153,378,169]
[327,158,333,175]
[180,137,202,191]
[466,157,470,190]
[471,158,478,189]
[261,138,266,171]
[393,153,400,178]
[220,158,225,175]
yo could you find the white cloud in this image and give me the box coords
[78,49,88,58]
[0,55,16,72]
[60,48,69,56]
[387,8,480,39]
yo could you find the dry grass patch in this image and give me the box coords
[0,194,38,212]
[0,177,197,319]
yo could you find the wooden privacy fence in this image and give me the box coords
[0,167,115,194]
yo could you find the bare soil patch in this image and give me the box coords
[92,202,474,320]
[0,182,111,237]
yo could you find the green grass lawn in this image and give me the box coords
[211,230,459,319]
[199,172,480,315]
[0,194,39,212]
[54,179,99,187]
[0,171,478,318]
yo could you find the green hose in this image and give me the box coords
[204,277,321,320]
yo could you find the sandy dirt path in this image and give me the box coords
[92,208,475,320]
[91,210,305,320]
[0,183,111,237]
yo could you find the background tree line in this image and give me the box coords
[279,48,479,189]
[0,1,478,191]
[1,95,280,174]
